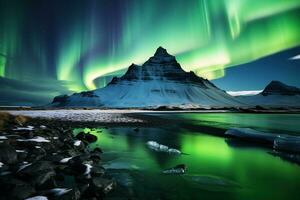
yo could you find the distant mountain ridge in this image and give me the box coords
[262,81,300,96]
[51,47,244,108]
[237,81,300,107]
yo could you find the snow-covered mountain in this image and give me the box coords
[236,81,300,107]
[51,47,244,108]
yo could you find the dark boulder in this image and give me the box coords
[92,147,103,154]
[0,144,18,164]
[31,170,56,189]
[91,177,116,196]
[17,161,54,177]
[0,178,36,200]
[76,132,97,143]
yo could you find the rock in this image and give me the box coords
[273,137,300,153]
[14,115,29,126]
[31,170,56,189]
[224,128,277,145]
[270,151,300,165]
[226,128,300,153]
[27,147,47,162]
[56,187,80,200]
[67,156,92,175]
[91,165,105,177]
[0,178,36,199]
[163,164,187,174]
[90,153,101,163]
[92,177,115,195]
[25,196,48,200]
[77,183,90,197]
[0,144,18,164]
[76,132,97,143]
[17,161,54,177]
[92,147,103,154]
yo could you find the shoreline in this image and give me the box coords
[0,112,118,200]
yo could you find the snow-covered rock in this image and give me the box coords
[51,47,244,108]
[17,136,50,143]
[25,196,48,200]
[60,157,73,163]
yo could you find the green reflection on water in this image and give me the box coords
[74,113,300,200]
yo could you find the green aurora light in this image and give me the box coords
[0,0,299,91]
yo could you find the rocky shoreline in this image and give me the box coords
[0,112,115,200]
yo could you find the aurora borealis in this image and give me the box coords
[0,0,300,105]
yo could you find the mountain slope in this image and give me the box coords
[237,81,300,107]
[51,47,245,108]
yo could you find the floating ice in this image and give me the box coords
[146,141,181,154]
[0,136,7,139]
[0,162,3,168]
[16,149,26,153]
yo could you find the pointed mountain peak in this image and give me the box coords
[144,46,176,65]
[154,46,170,57]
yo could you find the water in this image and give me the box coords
[74,113,300,200]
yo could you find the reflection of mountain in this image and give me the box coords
[51,47,244,108]
[237,81,300,107]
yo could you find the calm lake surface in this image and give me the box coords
[74,113,300,200]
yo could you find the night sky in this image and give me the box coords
[0,0,300,105]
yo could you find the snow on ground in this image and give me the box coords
[5,109,228,123]
[6,110,145,123]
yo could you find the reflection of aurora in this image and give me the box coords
[0,0,300,91]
